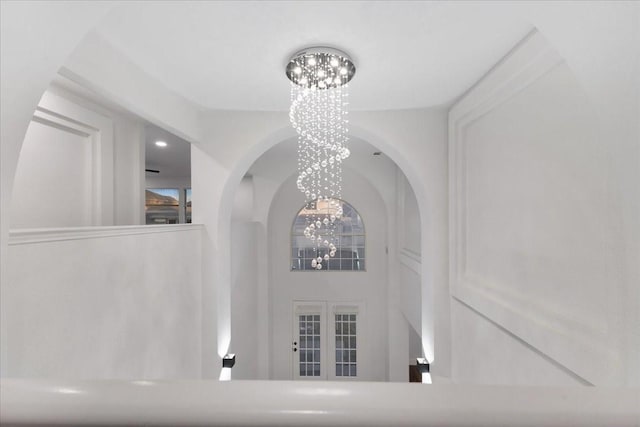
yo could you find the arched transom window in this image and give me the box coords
[291,199,365,271]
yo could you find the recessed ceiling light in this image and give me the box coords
[155,141,167,147]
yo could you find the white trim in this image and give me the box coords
[327,301,366,381]
[35,91,115,226]
[448,30,619,385]
[8,224,204,245]
[2,379,637,426]
[398,248,421,273]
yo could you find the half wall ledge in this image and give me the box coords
[1,379,638,426]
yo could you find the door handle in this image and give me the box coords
[292,341,298,352]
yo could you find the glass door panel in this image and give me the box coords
[293,301,364,380]
[292,302,326,380]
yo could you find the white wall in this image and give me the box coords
[11,120,94,228]
[268,169,390,381]
[10,87,145,229]
[451,299,585,386]
[0,0,115,376]
[113,114,145,226]
[197,108,449,380]
[395,170,422,335]
[235,138,420,382]
[449,30,638,386]
[61,30,203,145]
[2,2,636,389]
[230,221,259,379]
[3,225,203,378]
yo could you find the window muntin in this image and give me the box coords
[291,199,365,271]
[298,314,321,377]
[335,313,357,377]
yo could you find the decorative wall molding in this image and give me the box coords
[448,30,620,385]
[9,224,204,246]
[395,167,422,275]
[34,91,115,226]
[398,248,421,273]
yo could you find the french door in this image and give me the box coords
[292,301,363,380]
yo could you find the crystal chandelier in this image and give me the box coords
[287,47,356,270]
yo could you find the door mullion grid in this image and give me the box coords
[294,301,361,381]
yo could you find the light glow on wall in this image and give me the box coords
[421,372,432,384]
[219,367,232,381]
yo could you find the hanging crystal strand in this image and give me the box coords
[290,51,353,270]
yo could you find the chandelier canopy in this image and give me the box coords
[286,47,356,89]
[286,47,355,270]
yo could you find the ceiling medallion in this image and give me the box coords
[287,47,356,270]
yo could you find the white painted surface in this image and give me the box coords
[0,0,637,398]
[203,108,448,380]
[145,176,191,190]
[190,143,228,377]
[91,2,533,111]
[3,225,202,378]
[10,91,115,228]
[230,221,259,380]
[47,82,147,227]
[396,171,421,256]
[113,113,145,226]
[62,30,203,144]
[449,30,637,386]
[11,121,93,228]
[145,123,191,178]
[451,299,585,386]
[11,87,146,229]
[395,170,422,336]
[268,169,390,381]
[231,176,255,223]
[2,379,639,426]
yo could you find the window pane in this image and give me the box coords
[290,199,365,271]
[145,189,179,224]
[335,313,357,378]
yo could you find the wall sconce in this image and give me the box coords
[416,357,430,374]
[223,353,236,368]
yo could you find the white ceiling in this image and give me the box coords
[50,75,192,179]
[94,1,533,111]
[145,124,191,178]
